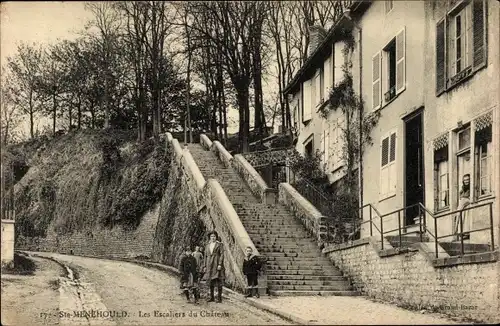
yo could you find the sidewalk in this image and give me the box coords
[246,296,462,325]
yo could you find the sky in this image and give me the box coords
[1,1,277,137]
[1,2,92,66]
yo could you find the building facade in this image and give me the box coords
[286,0,499,247]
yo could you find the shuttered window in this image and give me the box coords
[380,131,397,198]
[303,79,312,122]
[372,52,381,110]
[472,0,486,69]
[436,0,487,94]
[436,18,446,94]
[395,28,406,93]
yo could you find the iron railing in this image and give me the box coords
[353,201,495,258]
[419,202,495,258]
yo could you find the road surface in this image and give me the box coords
[1,253,289,326]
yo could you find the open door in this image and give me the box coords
[404,111,425,225]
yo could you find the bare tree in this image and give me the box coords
[1,69,23,145]
[6,42,44,139]
[84,2,122,129]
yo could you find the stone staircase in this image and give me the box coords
[187,143,358,296]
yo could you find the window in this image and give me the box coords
[327,116,345,171]
[384,39,397,102]
[373,28,405,109]
[304,136,314,158]
[380,131,397,198]
[456,126,471,203]
[385,0,394,13]
[475,125,492,197]
[434,145,449,210]
[436,0,487,94]
[314,69,323,108]
[303,79,312,122]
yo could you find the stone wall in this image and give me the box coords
[17,204,159,259]
[324,239,500,323]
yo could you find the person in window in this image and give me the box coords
[454,174,471,241]
[203,231,225,303]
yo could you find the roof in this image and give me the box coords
[283,0,372,96]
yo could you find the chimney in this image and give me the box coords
[308,25,328,57]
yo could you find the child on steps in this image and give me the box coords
[243,246,262,298]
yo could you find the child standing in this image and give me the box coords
[192,246,204,288]
[242,246,262,298]
[179,246,200,303]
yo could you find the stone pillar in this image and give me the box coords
[1,219,15,267]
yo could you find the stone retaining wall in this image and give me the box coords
[324,238,499,323]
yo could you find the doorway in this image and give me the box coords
[404,111,424,226]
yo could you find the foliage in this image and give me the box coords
[10,129,171,239]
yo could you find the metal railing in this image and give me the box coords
[419,202,495,258]
[352,201,495,258]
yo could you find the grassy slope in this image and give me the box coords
[4,129,171,242]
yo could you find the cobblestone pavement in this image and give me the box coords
[29,253,289,325]
[253,296,462,325]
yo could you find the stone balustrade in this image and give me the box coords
[166,133,263,291]
[278,183,328,247]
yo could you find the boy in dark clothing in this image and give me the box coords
[179,247,200,303]
[243,246,262,298]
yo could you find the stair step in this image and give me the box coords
[268,290,359,297]
[268,281,347,287]
[267,275,345,281]
[439,242,491,256]
[266,270,342,276]
[269,284,352,291]
[266,265,328,271]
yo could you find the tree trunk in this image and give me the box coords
[236,85,250,153]
[52,93,57,135]
[29,91,34,138]
[77,96,82,129]
[222,83,228,146]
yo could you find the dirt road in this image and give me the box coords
[2,253,289,325]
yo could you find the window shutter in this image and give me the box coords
[303,80,312,121]
[395,28,406,93]
[389,132,396,163]
[472,0,486,69]
[372,52,381,110]
[324,56,331,98]
[389,161,397,192]
[315,71,322,106]
[381,136,389,167]
[436,18,446,94]
[324,127,329,171]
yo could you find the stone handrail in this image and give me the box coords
[232,154,271,203]
[212,140,233,168]
[181,150,206,191]
[201,179,263,290]
[278,183,327,247]
[165,132,266,292]
[200,134,213,150]
[171,138,184,164]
